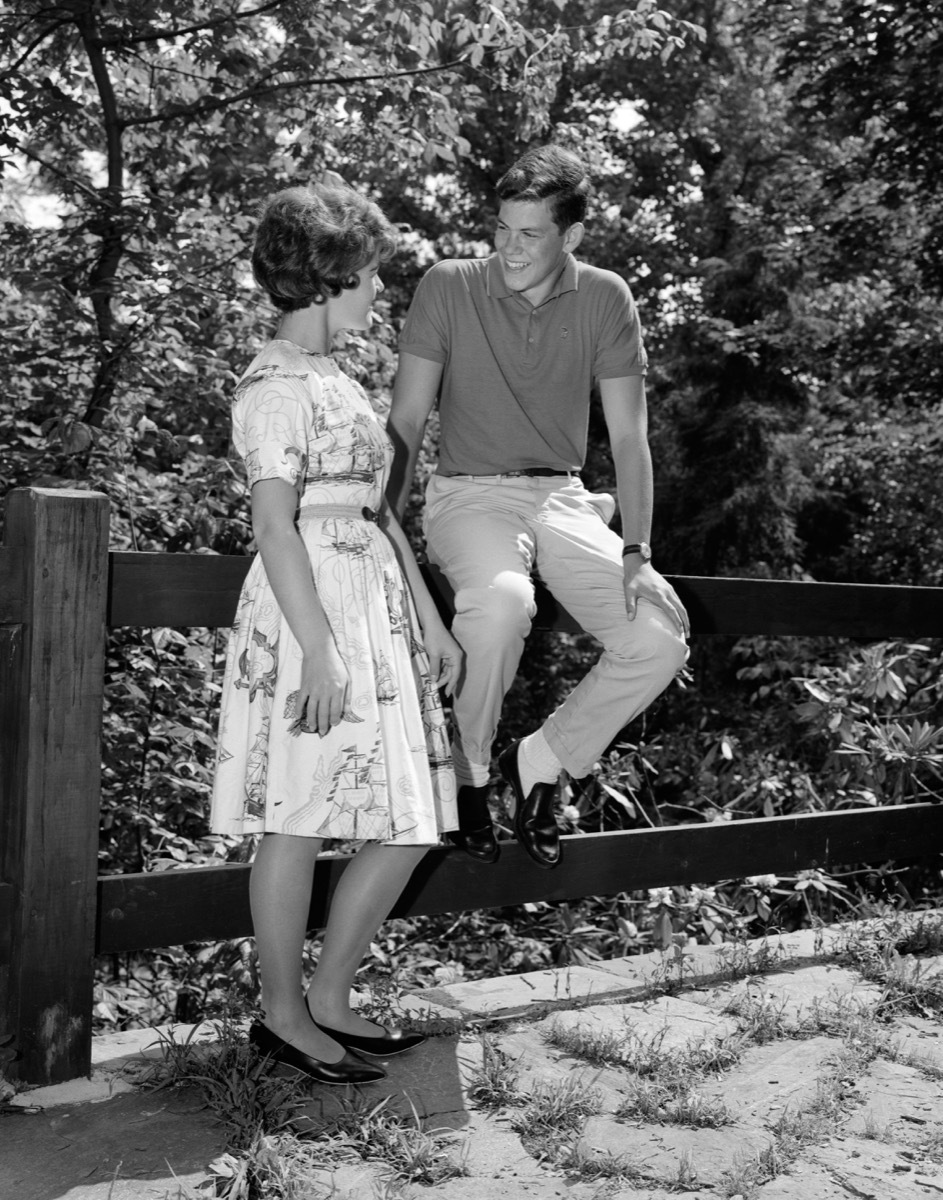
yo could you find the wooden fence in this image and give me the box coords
[2,486,942,1085]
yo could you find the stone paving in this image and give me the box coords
[2,917,943,1199]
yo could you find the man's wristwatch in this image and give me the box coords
[622,541,652,562]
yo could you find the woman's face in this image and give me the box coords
[328,255,383,335]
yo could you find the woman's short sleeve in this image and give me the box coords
[232,367,319,489]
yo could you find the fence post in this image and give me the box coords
[0,487,109,1084]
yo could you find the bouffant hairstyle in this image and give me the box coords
[495,146,592,233]
[252,183,396,312]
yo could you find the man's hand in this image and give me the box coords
[623,561,689,637]
[421,620,464,697]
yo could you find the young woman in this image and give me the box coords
[211,183,460,1086]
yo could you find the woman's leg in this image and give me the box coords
[305,842,429,1034]
[249,831,346,1060]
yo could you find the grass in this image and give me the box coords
[510,1074,604,1136]
[318,1092,465,1187]
[835,910,943,1016]
[618,1077,732,1127]
[146,1014,310,1149]
[149,912,943,1198]
[145,1009,464,1199]
[466,1034,522,1108]
[543,1019,627,1064]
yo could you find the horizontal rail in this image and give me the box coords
[96,804,943,953]
[104,551,943,637]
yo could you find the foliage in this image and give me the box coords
[147,1013,310,1150]
[4,0,942,1043]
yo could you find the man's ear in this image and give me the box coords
[320,169,348,188]
[564,222,585,253]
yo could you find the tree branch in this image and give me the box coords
[97,0,287,48]
[120,55,472,128]
[18,144,101,204]
[74,4,126,418]
[0,14,74,82]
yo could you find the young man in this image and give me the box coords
[387,146,689,870]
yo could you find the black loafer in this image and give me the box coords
[312,1020,426,1058]
[448,783,499,863]
[248,1021,386,1086]
[498,739,562,870]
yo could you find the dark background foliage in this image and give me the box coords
[2,0,941,1027]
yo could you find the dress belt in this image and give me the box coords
[441,467,576,478]
[298,503,380,522]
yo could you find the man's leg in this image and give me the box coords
[423,475,538,777]
[532,480,688,779]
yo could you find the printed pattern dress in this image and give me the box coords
[211,340,457,843]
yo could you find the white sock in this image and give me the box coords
[518,730,562,798]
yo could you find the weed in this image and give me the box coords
[859,1111,889,1141]
[145,1016,308,1149]
[618,1077,732,1127]
[466,1035,522,1109]
[719,1143,782,1199]
[543,1019,625,1065]
[621,1027,744,1079]
[205,1130,342,1199]
[353,975,461,1037]
[512,1074,604,1135]
[724,990,793,1042]
[712,937,788,983]
[562,1140,646,1183]
[321,1092,464,1186]
[674,1147,699,1188]
[835,912,943,1015]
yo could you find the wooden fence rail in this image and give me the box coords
[2,487,943,1085]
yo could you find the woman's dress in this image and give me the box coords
[211,341,457,843]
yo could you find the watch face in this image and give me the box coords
[639,542,652,561]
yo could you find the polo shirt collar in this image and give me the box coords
[485,253,580,301]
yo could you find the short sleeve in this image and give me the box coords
[398,266,449,364]
[232,366,317,489]
[593,274,648,380]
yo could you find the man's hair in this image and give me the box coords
[252,184,396,313]
[495,146,593,232]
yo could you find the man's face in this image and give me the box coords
[493,198,582,307]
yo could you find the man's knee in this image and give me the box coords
[452,576,536,646]
[611,606,688,676]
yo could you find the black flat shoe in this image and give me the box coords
[498,739,562,870]
[448,823,500,863]
[448,783,499,863]
[248,1021,386,1086]
[312,1019,427,1058]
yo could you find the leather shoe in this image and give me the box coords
[448,783,499,863]
[248,1021,386,1086]
[498,739,562,870]
[312,1019,426,1058]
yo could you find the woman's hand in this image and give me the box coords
[422,620,464,697]
[292,638,351,736]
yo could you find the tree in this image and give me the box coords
[0,0,697,552]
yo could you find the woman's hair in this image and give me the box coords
[252,183,397,312]
[495,145,593,232]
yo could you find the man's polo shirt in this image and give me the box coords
[398,253,647,476]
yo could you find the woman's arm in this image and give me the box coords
[251,477,350,735]
[381,508,463,696]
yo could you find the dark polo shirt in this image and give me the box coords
[399,254,647,476]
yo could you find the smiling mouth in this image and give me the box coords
[504,259,529,272]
